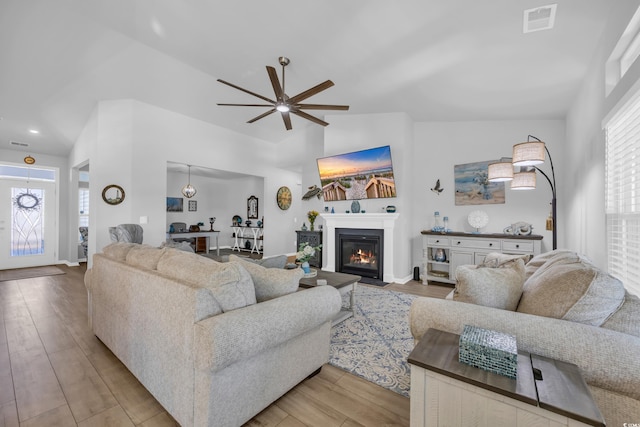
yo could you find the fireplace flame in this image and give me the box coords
[350,249,377,266]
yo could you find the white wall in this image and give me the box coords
[565,0,640,270]
[69,99,302,265]
[411,120,565,274]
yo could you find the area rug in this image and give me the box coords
[0,265,65,282]
[330,286,417,397]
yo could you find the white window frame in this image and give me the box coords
[605,87,640,297]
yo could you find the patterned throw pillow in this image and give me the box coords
[479,252,531,268]
[229,255,303,302]
[454,258,526,311]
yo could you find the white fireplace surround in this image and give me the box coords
[320,213,400,283]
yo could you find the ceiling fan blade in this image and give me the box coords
[217,79,275,104]
[292,110,329,127]
[217,103,274,107]
[288,80,335,104]
[281,111,292,130]
[247,109,276,124]
[266,66,284,101]
[296,104,350,111]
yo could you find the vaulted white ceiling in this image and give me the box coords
[0,0,615,156]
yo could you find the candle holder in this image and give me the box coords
[209,217,216,232]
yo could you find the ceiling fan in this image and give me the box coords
[217,57,349,130]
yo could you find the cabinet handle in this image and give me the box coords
[457,241,461,245]
[436,240,439,243]
[489,243,493,247]
[516,244,520,248]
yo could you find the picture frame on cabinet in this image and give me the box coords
[188,200,197,212]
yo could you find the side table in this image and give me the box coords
[408,328,605,427]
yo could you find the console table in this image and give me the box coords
[231,226,263,254]
[166,231,220,256]
[421,231,543,285]
[408,328,605,427]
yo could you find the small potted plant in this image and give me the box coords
[296,242,321,274]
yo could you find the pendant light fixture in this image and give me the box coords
[182,165,197,198]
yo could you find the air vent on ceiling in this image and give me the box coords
[523,4,557,33]
[10,141,29,147]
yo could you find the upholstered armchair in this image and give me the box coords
[108,224,143,244]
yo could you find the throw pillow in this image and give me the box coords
[229,254,303,302]
[102,242,138,261]
[524,249,576,280]
[125,245,166,270]
[480,252,531,268]
[157,249,256,313]
[453,258,525,311]
[601,291,640,338]
[517,254,625,326]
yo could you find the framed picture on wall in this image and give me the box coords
[454,160,505,205]
[188,200,197,212]
[166,197,184,212]
[247,195,258,219]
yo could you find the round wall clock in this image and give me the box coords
[276,186,292,210]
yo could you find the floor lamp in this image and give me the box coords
[488,135,557,250]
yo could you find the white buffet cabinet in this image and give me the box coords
[421,231,543,285]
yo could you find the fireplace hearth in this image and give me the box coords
[336,228,384,279]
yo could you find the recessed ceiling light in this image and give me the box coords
[29,129,39,134]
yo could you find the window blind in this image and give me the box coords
[606,88,640,297]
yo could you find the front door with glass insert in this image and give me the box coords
[0,168,57,270]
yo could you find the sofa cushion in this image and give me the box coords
[126,245,166,270]
[524,249,576,280]
[480,252,532,268]
[601,291,640,338]
[158,249,256,313]
[229,254,303,302]
[517,253,625,326]
[102,242,138,261]
[453,258,525,311]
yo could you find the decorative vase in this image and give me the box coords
[301,222,307,231]
[310,220,315,231]
[434,248,447,262]
[301,261,311,274]
[351,200,361,213]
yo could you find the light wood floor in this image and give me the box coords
[0,264,450,426]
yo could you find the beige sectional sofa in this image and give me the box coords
[85,243,341,427]
[410,249,640,426]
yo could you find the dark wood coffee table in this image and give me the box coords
[299,270,360,325]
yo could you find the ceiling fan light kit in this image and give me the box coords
[217,57,349,130]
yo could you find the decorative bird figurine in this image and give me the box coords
[431,179,444,195]
[302,185,323,200]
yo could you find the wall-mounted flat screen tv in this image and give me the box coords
[317,145,397,201]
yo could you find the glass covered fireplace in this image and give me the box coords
[336,228,384,279]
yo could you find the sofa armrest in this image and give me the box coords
[194,285,342,372]
[410,297,640,401]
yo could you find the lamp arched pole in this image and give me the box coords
[529,135,557,250]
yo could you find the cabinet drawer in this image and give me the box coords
[450,238,500,250]
[502,240,534,253]
[427,237,450,247]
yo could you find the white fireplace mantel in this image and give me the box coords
[320,213,399,283]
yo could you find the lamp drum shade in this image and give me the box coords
[488,161,514,182]
[510,171,536,190]
[512,141,545,166]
